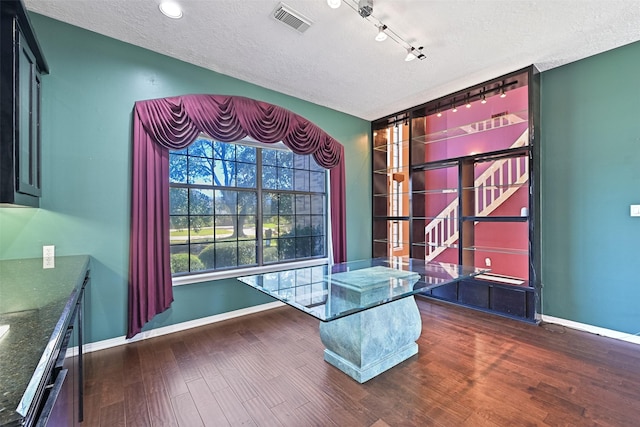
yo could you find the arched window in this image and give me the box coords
[128,95,346,338]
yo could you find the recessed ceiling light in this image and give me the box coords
[159,1,183,19]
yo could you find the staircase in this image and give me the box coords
[424,129,529,262]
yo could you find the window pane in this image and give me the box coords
[215,215,234,240]
[310,171,325,192]
[262,165,278,189]
[296,216,311,236]
[262,192,278,215]
[311,215,324,234]
[216,190,237,214]
[236,163,256,188]
[310,157,324,172]
[279,216,294,236]
[263,240,278,263]
[239,215,256,238]
[279,194,294,214]
[170,216,189,244]
[310,195,325,215]
[263,149,277,166]
[213,160,236,186]
[278,167,293,190]
[169,154,187,183]
[170,188,188,214]
[278,151,293,168]
[214,141,235,160]
[296,237,312,258]
[312,236,325,256]
[294,154,309,170]
[294,169,309,191]
[189,244,207,272]
[170,245,189,274]
[189,189,213,214]
[215,241,237,268]
[188,139,213,158]
[236,145,256,162]
[190,216,214,244]
[296,195,311,214]
[278,238,296,261]
[239,192,257,214]
[187,157,213,184]
[238,240,257,266]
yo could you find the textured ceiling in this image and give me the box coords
[24,0,640,120]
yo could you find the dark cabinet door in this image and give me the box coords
[0,0,47,207]
[17,30,42,198]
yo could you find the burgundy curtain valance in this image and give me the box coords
[135,94,343,168]
[128,94,347,339]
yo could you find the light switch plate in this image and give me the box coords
[630,205,640,217]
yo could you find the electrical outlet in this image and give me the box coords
[631,205,640,217]
[43,245,55,269]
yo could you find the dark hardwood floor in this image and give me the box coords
[77,298,640,426]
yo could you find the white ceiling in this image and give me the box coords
[24,0,640,121]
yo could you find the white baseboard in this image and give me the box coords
[66,301,285,357]
[66,303,639,358]
[541,314,640,345]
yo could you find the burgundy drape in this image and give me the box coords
[128,95,347,338]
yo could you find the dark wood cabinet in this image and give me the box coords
[0,0,48,207]
[43,276,87,427]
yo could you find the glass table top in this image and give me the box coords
[238,257,488,321]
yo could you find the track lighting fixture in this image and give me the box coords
[375,25,388,41]
[328,0,426,62]
[426,80,516,118]
[405,47,417,62]
[404,47,425,62]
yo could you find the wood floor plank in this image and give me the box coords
[213,388,257,426]
[99,401,125,427]
[141,368,165,396]
[242,396,284,427]
[219,367,260,403]
[162,365,190,398]
[122,345,143,386]
[186,377,230,426]
[123,381,151,427]
[81,299,640,426]
[172,392,204,427]
[146,390,178,427]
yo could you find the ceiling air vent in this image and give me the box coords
[272,3,313,33]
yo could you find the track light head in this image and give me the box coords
[405,47,417,62]
[375,25,388,41]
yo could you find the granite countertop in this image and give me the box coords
[0,255,90,426]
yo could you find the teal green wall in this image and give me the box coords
[0,15,371,343]
[540,41,640,334]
